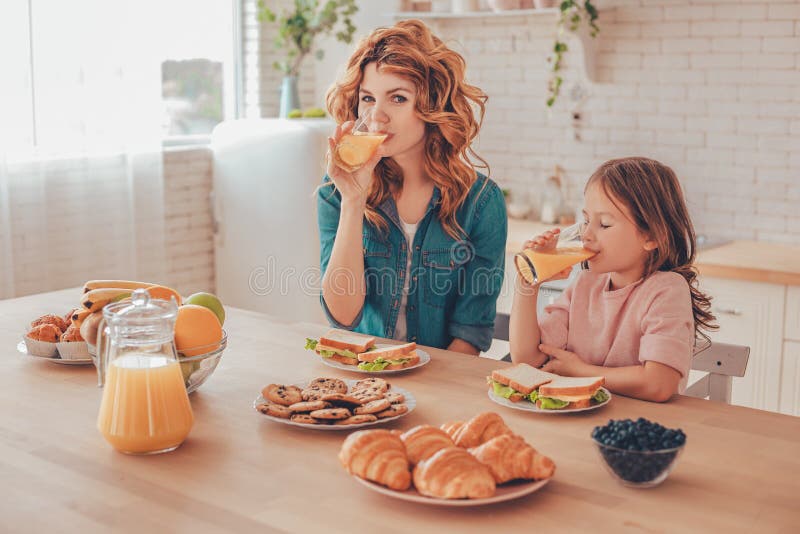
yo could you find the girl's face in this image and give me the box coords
[358,63,426,162]
[582,182,656,285]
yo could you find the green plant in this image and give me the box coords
[547,1,599,108]
[258,0,358,77]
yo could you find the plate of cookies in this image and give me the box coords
[254,377,415,430]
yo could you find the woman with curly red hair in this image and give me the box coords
[317,19,507,355]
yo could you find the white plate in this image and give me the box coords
[17,340,94,366]
[353,476,550,506]
[318,345,431,374]
[487,387,612,414]
[254,379,416,431]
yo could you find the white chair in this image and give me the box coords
[492,312,750,404]
[685,341,749,403]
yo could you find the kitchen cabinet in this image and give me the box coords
[699,277,790,414]
[780,341,800,416]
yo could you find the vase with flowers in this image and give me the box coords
[258,0,358,117]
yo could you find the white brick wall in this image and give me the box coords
[5,148,215,299]
[162,148,216,297]
[424,0,800,244]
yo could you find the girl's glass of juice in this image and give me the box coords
[514,222,596,285]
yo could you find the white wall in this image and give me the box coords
[268,0,800,245]
[5,148,215,298]
[418,0,800,245]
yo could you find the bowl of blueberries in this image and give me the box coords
[591,417,687,488]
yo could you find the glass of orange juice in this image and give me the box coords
[97,289,193,455]
[514,222,596,285]
[332,107,387,172]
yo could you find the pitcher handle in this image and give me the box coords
[97,324,110,388]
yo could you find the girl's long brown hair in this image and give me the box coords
[586,157,717,342]
[325,19,488,239]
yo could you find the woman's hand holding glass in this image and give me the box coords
[326,108,387,206]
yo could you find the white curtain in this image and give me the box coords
[0,0,167,299]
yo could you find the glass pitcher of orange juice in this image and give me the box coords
[97,289,193,455]
[514,222,596,285]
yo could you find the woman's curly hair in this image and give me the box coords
[326,19,488,239]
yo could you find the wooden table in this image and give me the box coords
[2,289,799,532]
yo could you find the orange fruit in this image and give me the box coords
[174,304,223,357]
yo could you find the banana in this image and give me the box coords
[81,288,132,313]
[72,308,93,323]
[83,280,152,294]
[80,311,104,346]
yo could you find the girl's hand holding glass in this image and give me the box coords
[515,222,596,286]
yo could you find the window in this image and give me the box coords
[0,0,240,155]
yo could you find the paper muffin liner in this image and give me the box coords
[56,341,91,359]
[24,336,58,358]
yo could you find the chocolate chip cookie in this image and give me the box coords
[375,404,408,419]
[353,398,391,415]
[309,408,351,420]
[334,414,378,425]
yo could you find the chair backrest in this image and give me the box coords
[686,341,750,403]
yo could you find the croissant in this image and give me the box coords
[442,412,513,449]
[469,434,556,483]
[339,429,411,491]
[412,447,496,499]
[440,421,463,437]
[400,425,455,466]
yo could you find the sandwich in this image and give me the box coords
[535,375,608,409]
[304,329,376,366]
[487,363,608,410]
[356,342,419,371]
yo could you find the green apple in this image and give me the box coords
[184,292,225,326]
[180,359,201,386]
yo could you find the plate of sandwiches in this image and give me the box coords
[340,412,555,506]
[487,363,611,413]
[254,377,416,430]
[305,329,430,373]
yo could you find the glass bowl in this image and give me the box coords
[177,331,227,394]
[592,437,684,488]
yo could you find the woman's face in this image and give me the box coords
[358,62,426,162]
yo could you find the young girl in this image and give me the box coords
[317,20,507,355]
[509,157,716,401]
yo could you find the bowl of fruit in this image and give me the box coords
[591,418,686,488]
[178,331,227,394]
[174,292,227,394]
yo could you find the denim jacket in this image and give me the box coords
[316,172,507,352]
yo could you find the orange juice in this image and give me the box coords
[515,247,596,285]
[97,354,194,454]
[333,132,387,172]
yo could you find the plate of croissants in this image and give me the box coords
[339,412,554,505]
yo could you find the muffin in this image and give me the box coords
[60,323,84,342]
[63,308,78,326]
[25,323,60,357]
[31,314,69,333]
[56,323,90,360]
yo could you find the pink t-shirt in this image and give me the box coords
[539,270,694,390]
